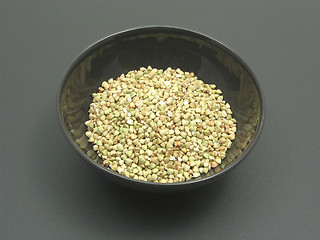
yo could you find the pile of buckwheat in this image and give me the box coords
[85,66,236,183]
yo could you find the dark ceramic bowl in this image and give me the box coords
[57,26,264,192]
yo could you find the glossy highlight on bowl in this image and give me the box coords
[57,26,265,192]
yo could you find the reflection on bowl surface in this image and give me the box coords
[58,26,264,192]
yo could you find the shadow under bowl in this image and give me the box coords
[57,26,264,192]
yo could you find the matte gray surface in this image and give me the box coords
[1,1,319,239]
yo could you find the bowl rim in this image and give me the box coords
[57,25,265,188]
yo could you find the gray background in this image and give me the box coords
[1,1,320,239]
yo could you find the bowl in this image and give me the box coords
[57,26,264,192]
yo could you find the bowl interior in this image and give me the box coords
[58,27,263,190]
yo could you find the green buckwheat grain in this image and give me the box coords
[85,66,237,183]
